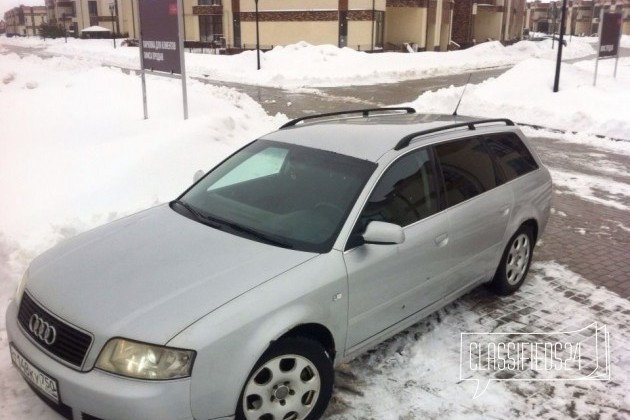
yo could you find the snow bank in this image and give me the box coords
[0,36,597,88]
[0,51,285,254]
[408,57,630,140]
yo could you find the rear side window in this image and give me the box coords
[483,133,539,183]
[434,137,498,207]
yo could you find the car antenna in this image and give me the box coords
[453,73,473,117]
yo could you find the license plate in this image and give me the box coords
[10,344,60,404]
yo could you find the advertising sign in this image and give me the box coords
[139,0,181,74]
[598,12,622,58]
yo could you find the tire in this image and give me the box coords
[236,337,334,420]
[490,226,534,295]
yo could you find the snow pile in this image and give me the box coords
[0,51,285,255]
[1,36,597,88]
[408,57,630,139]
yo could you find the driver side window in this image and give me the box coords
[358,148,439,232]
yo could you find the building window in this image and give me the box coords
[199,0,221,5]
[88,1,97,16]
[199,15,222,42]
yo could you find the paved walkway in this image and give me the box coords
[531,135,630,298]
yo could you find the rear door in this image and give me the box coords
[434,136,514,288]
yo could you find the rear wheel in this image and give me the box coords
[490,226,534,295]
[236,337,334,420]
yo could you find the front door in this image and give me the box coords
[344,148,451,348]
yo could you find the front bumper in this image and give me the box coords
[6,300,194,420]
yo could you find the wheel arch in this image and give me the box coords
[520,218,539,243]
[276,323,337,363]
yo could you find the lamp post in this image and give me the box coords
[255,0,260,70]
[552,0,568,92]
[109,3,116,48]
[114,0,120,37]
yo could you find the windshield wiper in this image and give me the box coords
[172,200,293,249]
[171,200,222,229]
[222,221,294,249]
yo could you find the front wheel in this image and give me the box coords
[236,337,334,420]
[490,226,534,295]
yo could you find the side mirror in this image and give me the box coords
[193,170,205,183]
[362,221,405,245]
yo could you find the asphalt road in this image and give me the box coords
[195,67,510,118]
[194,46,629,119]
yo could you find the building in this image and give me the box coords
[33,0,524,51]
[43,0,138,38]
[183,0,389,51]
[4,5,47,36]
[5,0,628,48]
[452,0,527,47]
[384,0,452,51]
[0,19,6,34]
[192,0,524,52]
[526,0,630,36]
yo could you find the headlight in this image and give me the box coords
[15,270,28,305]
[96,338,195,380]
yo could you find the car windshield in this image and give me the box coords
[176,140,376,253]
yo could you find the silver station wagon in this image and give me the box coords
[7,108,551,420]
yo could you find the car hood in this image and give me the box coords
[26,204,316,345]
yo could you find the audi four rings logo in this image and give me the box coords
[28,314,57,345]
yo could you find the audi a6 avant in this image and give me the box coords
[7,108,551,420]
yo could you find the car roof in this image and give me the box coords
[262,112,513,162]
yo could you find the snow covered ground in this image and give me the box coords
[1,36,629,419]
[0,34,609,88]
[327,261,630,419]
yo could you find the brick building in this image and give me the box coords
[4,0,541,51]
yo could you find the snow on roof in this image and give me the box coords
[81,26,111,32]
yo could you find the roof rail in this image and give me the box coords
[394,118,515,151]
[279,107,416,129]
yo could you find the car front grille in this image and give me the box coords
[17,292,93,369]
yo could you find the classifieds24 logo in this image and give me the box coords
[460,323,610,398]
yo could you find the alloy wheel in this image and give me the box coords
[242,354,321,420]
[505,233,531,285]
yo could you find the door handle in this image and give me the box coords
[434,233,449,247]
